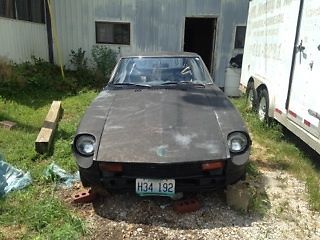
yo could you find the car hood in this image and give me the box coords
[92,86,236,163]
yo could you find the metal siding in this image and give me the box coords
[186,0,221,16]
[132,0,154,52]
[52,0,249,86]
[0,18,48,62]
[152,0,185,52]
[214,0,249,87]
[120,0,136,55]
[95,0,121,19]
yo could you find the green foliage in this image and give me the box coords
[91,45,117,87]
[0,89,97,238]
[232,95,320,211]
[69,48,95,89]
[69,48,88,71]
[248,185,270,216]
[0,45,118,95]
[0,58,13,84]
[0,57,79,95]
[0,186,86,239]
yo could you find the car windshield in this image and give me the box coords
[111,56,213,86]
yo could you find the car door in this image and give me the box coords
[288,0,320,138]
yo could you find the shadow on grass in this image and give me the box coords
[254,159,292,172]
[0,112,40,133]
[46,127,75,157]
[0,89,75,110]
[280,127,320,171]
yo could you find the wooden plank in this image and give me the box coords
[35,101,63,154]
[0,120,16,130]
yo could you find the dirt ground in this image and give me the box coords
[63,142,320,240]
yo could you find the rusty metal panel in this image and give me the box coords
[0,18,48,63]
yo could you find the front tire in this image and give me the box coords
[258,89,269,122]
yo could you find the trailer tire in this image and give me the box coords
[258,89,269,122]
[246,82,257,111]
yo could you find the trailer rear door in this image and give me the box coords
[288,0,320,138]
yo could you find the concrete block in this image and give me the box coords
[72,188,97,204]
[226,181,251,212]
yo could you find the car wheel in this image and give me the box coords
[258,89,269,122]
[246,82,257,111]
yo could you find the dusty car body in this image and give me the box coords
[73,52,251,197]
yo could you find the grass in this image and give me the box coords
[231,96,320,211]
[0,89,97,239]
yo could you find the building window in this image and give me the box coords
[234,26,246,49]
[0,0,45,23]
[96,22,130,45]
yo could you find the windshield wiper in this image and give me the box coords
[160,81,205,88]
[180,81,206,87]
[160,81,179,85]
[112,83,151,88]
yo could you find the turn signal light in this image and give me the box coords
[201,161,224,171]
[99,163,123,172]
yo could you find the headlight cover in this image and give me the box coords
[74,134,96,156]
[227,132,249,154]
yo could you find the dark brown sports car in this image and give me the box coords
[73,52,251,197]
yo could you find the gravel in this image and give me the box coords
[65,169,320,240]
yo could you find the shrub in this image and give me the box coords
[69,48,94,88]
[0,58,13,79]
[0,57,15,88]
[69,48,88,71]
[91,45,117,87]
[0,57,77,94]
[0,45,118,95]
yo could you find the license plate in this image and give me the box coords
[135,178,175,196]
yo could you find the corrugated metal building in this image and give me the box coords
[52,0,249,87]
[0,0,249,87]
[0,0,49,62]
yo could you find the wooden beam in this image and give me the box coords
[35,101,63,154]
[0,120,16,130]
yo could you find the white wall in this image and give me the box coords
[0,17,49,63]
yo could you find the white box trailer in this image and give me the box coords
[240,0,320,154]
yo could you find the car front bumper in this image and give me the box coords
[78,153,249,193]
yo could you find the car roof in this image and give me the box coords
[121,51,200,58]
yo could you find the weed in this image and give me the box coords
[276,200,289,215]
[246,161,260,177]
[0,57,13,84]
[68,48,95,89]
[249,189,270,216]
[245,164,271,215]
[91,45,117,87]
[69,48,88,71]
[232,96,320,211]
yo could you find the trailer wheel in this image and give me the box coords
[246,82,257,111]
[258,89,269,122]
